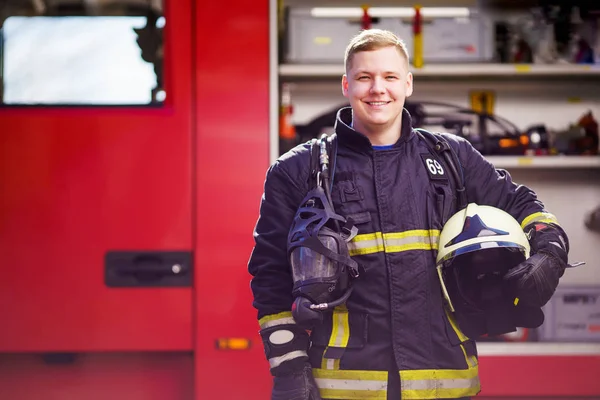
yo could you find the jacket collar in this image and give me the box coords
[334,106,415,153]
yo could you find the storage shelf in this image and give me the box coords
[279,63,600,80]
[486,156,600,169]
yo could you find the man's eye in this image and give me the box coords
[358,76,369,80]
[386,76,398,80]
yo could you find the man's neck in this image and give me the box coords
[353,119,403,146]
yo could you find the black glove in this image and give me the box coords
[503,222,569,308]
[259,320,321,400]
[272,362,322,400]
[504,251,565,307]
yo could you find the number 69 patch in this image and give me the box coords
[420,153,447,182]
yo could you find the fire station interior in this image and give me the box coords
[274,0,600,345]
[0,0,599,398]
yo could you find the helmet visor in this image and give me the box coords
[438,241,527,266]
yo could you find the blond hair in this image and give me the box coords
[344,29,410,72]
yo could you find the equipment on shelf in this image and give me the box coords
[294,100,553,156]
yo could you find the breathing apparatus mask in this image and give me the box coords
[436,203,540,338]
[287,134,360,329]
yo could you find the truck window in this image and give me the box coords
[0,5,164,106]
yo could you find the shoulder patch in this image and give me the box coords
[420,153,448,182]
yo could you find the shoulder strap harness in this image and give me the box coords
[310,130,468,211]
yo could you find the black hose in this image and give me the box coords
[310,286,354,310]
[320,134,340,231]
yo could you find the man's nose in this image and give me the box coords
[370,78,385,94]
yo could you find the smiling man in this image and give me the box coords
[249,29,571,400]
[342,33,413,146]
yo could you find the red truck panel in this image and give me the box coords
[0,0,193,352]
[192,0,272,398]
[479,354,600,396]
[0,353,193,400]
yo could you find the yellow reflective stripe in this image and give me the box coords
[400,365,478,381]
[258,311,293,329]
[313,368,388,400]
[349,230,440,256]
[400,365,481,399]
[328,307,350,348]
[444,309,479,368]
[322,306,350,370]
[445,309,469,342]
[385,242,437,252]
[384,230,439,240]
[349,232,384,256]
[521,212,559,229]
[461,343,478,368]
[385,229,440,252]
[351,232,382,242]
[401,383,480,400]
[313,367,480,400]
[438,267,455,312]
[313,368,388,381]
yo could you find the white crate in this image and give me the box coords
[539,285,600,342]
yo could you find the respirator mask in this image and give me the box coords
[287,135,360,329]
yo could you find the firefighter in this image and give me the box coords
[248,29,571,400]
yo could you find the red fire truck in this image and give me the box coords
[0,1,598,399]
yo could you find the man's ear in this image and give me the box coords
[342,74,349,98]
[406,72,414,97]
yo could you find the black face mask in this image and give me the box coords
[287,185,359,329]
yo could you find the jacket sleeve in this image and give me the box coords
[450,135,559,229]
[248,159,307,321]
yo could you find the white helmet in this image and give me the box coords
[436,203,530,314]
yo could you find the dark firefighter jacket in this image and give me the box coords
[248,107,560,400]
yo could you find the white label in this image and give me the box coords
[269,329,294,345]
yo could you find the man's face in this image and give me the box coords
[342,46,413,135]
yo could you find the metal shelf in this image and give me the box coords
[477,342,600,356]
[279,63,600,80]
[486,156,600,169]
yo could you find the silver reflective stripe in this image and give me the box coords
[324,358,336,370]
[268,350,307,369]
[384,232,439,251]
[260,316,295,329]
[401,376,481,391]
[349,233,384,256]
[313,368,389,399]
[466,354,478,368]
[315,378,388,391]
[331,309,349,347]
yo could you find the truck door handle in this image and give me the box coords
[104,251,192,287]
